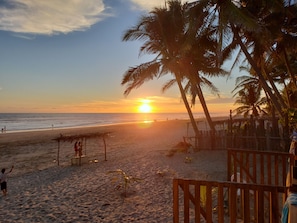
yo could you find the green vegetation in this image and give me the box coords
[107,169,142,197]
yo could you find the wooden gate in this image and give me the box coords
[173,179,286,223]
[227,149,294,186]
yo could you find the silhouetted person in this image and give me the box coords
[74,141,79,157]
[0,165,14,196]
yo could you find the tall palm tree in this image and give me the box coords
[190,0,290,116]
[121,1,199,136]
[121,0,228,134]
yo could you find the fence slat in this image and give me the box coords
[205,183,212,222]
[173,179,179,223]
[184,180,190,223]
[270,188,280,223]
[229,184,237,223]
[275,154,279,185]
[195,182,201,223]
[257,189,265,222]
[268,155,272,185]
[217,185,224,223]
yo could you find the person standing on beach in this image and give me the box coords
[0,165,14,196]
[78,141,83,157]
[74,141,79,157]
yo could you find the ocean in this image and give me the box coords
[0,113,210,133]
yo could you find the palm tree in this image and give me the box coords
[232,76,267,118]
[121,0,228,134]
[121,1,199,136]
[190,0,290,116]
[269,3,297,90]
[266,52,297,108]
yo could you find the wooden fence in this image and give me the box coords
[173,179,286,223]
[184,131,290,151]
[173,149,295,222]
[227,149,294,186]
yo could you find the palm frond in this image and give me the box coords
[121,61,160,96]
[162,79,176,93]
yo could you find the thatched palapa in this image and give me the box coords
[53,132,110,165]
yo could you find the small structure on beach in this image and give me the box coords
[53,132,110,166]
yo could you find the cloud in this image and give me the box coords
[130,0,196,11]
[129,0,165,11]
[0,0,108,35]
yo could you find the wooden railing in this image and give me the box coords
[227,149,294,186]
[173,179,286,223]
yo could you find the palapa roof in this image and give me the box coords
[53,132,111,142]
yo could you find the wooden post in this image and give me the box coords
[173,179,179,223]
[57,140,60,166]
[79,139,82,166]
[84,137,87,155]
[103,135,107,161]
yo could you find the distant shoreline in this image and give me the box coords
[0,113,228,135]
[1,119,181,134]
[1,115,231,135]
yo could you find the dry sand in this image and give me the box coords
[0,120,227,222]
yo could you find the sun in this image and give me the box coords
[138,100,152,113]
[139,104,152,113]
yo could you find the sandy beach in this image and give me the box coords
[0,120,227,222]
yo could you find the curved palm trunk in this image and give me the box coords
[194,83,216,133]
[283,49,297,90]
[231,24,285,115]
[176,76,200,138]
[282,81,292,107]
[262,66,287,108]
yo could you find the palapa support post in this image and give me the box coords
[84,137,87,156]
[57,140,60,166]
[103,134,107,161]
[79,139,82,166]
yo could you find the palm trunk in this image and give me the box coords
[283,49,297,89]
[262,65,287,109]
[194,83,216,132]
[176,76,200,138]
[194,83,216,149]
[282,81,292,107]
[231,24,285,115]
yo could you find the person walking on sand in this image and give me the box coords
[0,165,14,196]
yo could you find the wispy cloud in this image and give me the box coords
[51,96,188,113]
[0,0,109,35]
[206,97,235,104]
[130,0,196,11]
[129,0,166,11]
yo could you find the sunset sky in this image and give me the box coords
[0,0,240,115]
